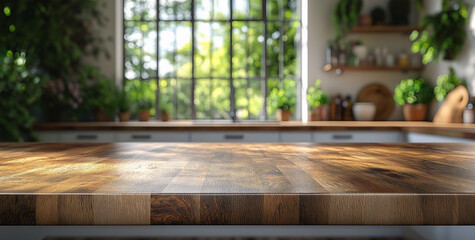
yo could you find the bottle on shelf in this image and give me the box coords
[332,95,343,121]
[342,96,354,121]
[339,45,347,66]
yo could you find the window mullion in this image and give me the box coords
[262,0,268,120]
[191,0,196,119]
[156,0,160,119]
[229,0,235,121]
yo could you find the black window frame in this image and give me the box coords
[123,0,302,120]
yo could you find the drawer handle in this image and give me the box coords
[76,135,98,140]
[132,135,152,139]
[224,134,244,140]
[333,134,353,140]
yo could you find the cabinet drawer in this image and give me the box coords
[116,131,190,142]
[36,131,60,142]
[191,132,279,143]
[280,132,312,142]
[407,133,474,143]
[313,131,404,143]
[59,131,116,143]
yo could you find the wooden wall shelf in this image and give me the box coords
[323,64,424,73]
[349,25,423,33]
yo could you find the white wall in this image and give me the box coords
[307,0,421,120]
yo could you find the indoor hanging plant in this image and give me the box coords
[307,79,329,121]
[333,0,363,40]
[269,87,297,122]
[394,78,434,121]
[410,0,468,64]
[434,67,466,102]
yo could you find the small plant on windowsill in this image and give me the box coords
[394,78,434,121]
[159,99,172,122]
[269,88,297,122]
[86,78,117,122]
[116,89,131,122]
[136,99,153,122]
[307,79,329,121]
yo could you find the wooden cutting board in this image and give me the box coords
[357,84,395,121]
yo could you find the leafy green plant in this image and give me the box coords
[333,0,363,40]
[307,79,329,109]
[410,0,468,64]
[159,97,172,115]
[269,87,297,112]
[394,78,434,106]
[0,50,42,141]
[85,78,117,116]
[116,89,130,113]
[0,0,109,128]
[434,67,466,101]
[137,99,153,112]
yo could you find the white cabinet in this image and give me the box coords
[280,132,312,142]
[36,131,60,142]
[190,131,280,142]
[59,131,116,143]
[116,131,189,142]
[407,133,475,143]
[312,131,405,143]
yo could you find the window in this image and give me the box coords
[124,0,301,120]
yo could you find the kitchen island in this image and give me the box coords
[1,142,475,226]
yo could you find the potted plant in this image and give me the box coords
[394,78,434,121]
[116,89,131,122]
[137,99,153,122]
[88,79,116,122]
[333,0,363,40]
[269,87,297,122]
[410,0,468,64]
[434,67,466,102]
[307,79,329,121]
[159,100,172,122]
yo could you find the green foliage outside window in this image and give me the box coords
[124,0,301,120]
[307,79,329,109]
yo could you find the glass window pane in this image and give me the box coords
[125,21,143,80]
[195,79,230,119]
[234,79,263,120]
[233,0,262,19]
[195,0,230,20]
[125,0,157,20]
[195,22,230,78]
[159,22,192,78]
[266,22,281,77]
[267,0,299,20]
[143,22,157,79]
[283,21,300,77]
[159,79,192,119]
[159,0,191,20]
[232,21,264,78]
[284,0,299,20]
[125,79,158,116]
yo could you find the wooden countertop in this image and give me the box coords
[1,143,475,225]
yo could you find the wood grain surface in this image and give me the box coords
[1,143,475,225]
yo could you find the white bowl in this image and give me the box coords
[353,103,377,121]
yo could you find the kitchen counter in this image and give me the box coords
[34,121,475,140]
[1,142,475,225]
